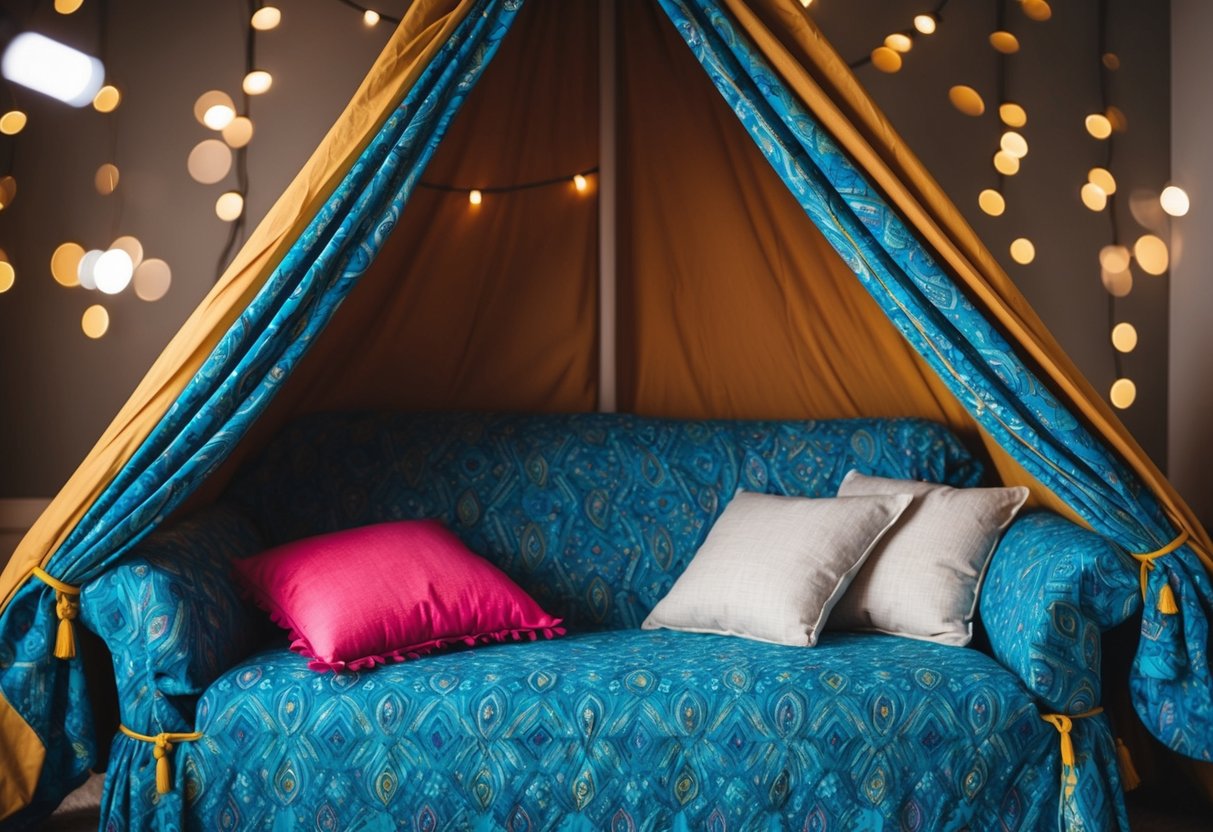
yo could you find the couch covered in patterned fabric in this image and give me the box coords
[81,411,1141,831]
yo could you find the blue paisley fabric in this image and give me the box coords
[981,512,1141,714]
[226,412,981,631]
[173,631,1107,831]
[0,1,520,824]
[654,0,1213,758]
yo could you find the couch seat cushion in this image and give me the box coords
[183,630,1061,830]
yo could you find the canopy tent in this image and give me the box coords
[1,0,1211,822]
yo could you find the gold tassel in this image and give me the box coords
[1158,583,1179,615]
[153,740,172,795]
[53,592,78,660]
[1059,728,1075,767]
[1116,738,1142,792]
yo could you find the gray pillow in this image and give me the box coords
[641,491,912,647]
[830,471,1029,646]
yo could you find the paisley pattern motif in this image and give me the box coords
[0,0,520,821]
[167,631,1102,831]
[981,512,1141,714]
[656,0,1213,759]
[226,412,980,630]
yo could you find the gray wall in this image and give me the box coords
[1170,0,1213,529]
[0,1,1187,512]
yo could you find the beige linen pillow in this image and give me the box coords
[641,491,912,647]
[830,471,1029,646]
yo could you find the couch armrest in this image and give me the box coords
[980,511,1140,713]
[80,502,265,733]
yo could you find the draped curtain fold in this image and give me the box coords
[654,0,1213,760]
[0,0,521,822]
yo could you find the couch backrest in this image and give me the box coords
[226,412,982,630]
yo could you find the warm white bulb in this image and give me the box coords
[469,189,482,206]
[914,15,936,35]
[81,304,109,339]
[203,104,235,130]
[573,174,588,192]
[215,191,244,222]
[251,6,282,30]
[363,9,380,26]
[94,249,134,294]
[242,70,273,95]
[77,249,102,290]
[1160,186,1190,217]
[1,32,105,107]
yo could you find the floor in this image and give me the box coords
[40,772,1213,830]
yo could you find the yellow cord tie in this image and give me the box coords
[30,567,81,660]
[1131,531,1189,615]
[118,725,203,795]
[1040,707,1103,799]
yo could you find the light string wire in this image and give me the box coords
[847,0,951,70]
[214,0,255,282]
[418,165,599,195]
[1097,0,1124,382]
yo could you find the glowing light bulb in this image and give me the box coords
[989,31,1020,54]
[1000,131,1028,159]
[1,32,105,107]
[1088,167,1116,195]
[1134,234,1169,275]
[914,15,936,35]
[77,249,102,290]
[203,104,235,130]
[885,34,913,53]
[1009,238,1036,265]
[1022,0,1053,21]
[0,261,13,293]
[95,163,119,195]
[978,189,1005,216]
[948,85,985,117]
[134,258,172,302]
[573,174,588,192]
[1081,183,1107,212]
[1085,114,1112,139]
[55,0,84,13]
[81,304,109,339]
[469,189,482,206]
[251,6,282,30]
[242,70,272,95]
[215,191,244,221]
[194,91,235,126]
[222,116,254,148]
[94,249,134,294]
[111,235,143,269]
[1111,322,1138,353]
[51,242,85,287]
[870,46,902,73]
[1161,186,1190,217]
[92,84,120,113]
[1109,378,1136,409]
[1101,267,1133,297]
[363,9,380,26]
[993,151,1020,176]
[0,110,27,135]
[999,102,1027,128]
[1099,245,1131,273]
[187,140,233,184]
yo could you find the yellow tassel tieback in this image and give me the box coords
[1131,531,1189,616]
[118,725,203,795]
[1040,707,1104,799]
[30,567,81,660]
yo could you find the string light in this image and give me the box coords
[1000,131,1028,159]
[203,104,236,130]
[884,34,913,53]
[870,46,902,73]
[1009,238,1036,265]
[222,116,254,148]
[948,85,985,116]
[242,70,273,95]
[999,102,1027,128]
[94,249,134,294]
[989,31,1020,54]
[187,139,233,184]
[993,151,1020,176]
[978,189,1005,216]
[914,15,937,35]
[54,0,84,13]
[194,91,236,126]
[95,163,119,195]
[215,191,244,221]
[1099,244,1131,273]
[0,261,13,294]
[1084,114,1112,139]
[51,242,85,287]
[251,6,282,31]
[92,84,120,113]
[1021,0,1053,22]
[1133,234,1169,275]
[0,110,27,135]
[133,258,172,301]
[1160,185,1190,217]
[110,235,143,269]
[468,189,482,206]
[573,174,588,192]
[80,304,109,339]
[1111,322,1138,353]
[1088,167,1116,195]
[77,250,102,290]
[1101,267,1132,297]
[1081,182,1107,212]
[363,9,381,26]
[1109,378,1136,409]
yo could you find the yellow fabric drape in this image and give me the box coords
[0,1,481,821]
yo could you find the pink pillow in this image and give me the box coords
[233,519,564,672]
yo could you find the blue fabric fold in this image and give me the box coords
[655,0,1212,762]
[0,0,522,821]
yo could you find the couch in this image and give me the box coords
[80,411,1140,830]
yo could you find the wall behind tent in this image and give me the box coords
[0,2,1194,523]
